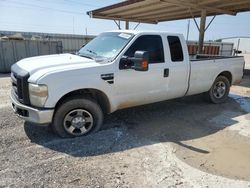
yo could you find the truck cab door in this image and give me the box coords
[163,35,190,99]
[114,35,169,109]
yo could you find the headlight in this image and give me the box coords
[29,83,48,107]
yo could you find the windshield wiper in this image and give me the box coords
[86,49,97,55]
[77,53,95,60]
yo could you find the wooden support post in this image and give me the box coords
[186,19,190,41]
[125,21,129,29]
[198,9,206,54]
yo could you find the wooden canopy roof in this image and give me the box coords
[87,0,250,24]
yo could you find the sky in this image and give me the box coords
[0,0,250,41]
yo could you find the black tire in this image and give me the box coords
[52,97,103,138]
[205,76,230,104]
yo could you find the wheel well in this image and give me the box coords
[218,71,232,85]
[55,89,111,114]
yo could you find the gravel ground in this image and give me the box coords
[0,74,250,187]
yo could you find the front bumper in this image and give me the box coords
[11,90,54,124]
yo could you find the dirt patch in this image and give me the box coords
[175,131,250,181]
[175,76,250,181]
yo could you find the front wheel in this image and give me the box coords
[52,97,103,138]
[206,76,230,104]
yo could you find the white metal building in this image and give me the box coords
[221,37,250,53]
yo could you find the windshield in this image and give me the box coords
[78,32,134,62]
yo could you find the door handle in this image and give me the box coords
[164,69,169,77]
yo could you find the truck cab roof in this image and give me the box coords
[106,30,183,36]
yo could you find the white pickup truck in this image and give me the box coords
[11,30,245,137]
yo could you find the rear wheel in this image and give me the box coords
[206,76,230,104]
[52,97,103,138]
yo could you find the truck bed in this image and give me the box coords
[186,55,245,96]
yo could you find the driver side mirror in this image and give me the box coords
[119,51,149,71]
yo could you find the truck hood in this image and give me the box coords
[15,53,97,75]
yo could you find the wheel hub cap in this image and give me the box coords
[72,116,86,128]
[63,109,93,136]
[213,81,226,99]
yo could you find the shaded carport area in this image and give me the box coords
[87,0,250,54]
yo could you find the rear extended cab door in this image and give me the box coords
[163,34,190,99]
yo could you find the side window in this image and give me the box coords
[124,35,164,64]
[167,36,184,62]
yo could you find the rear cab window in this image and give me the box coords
[167,36,184,62]
[125,35,165,64]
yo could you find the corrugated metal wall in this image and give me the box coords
[0,30,95,73]
[0,40,62,73]
[0,30,95,53]
[41,35,94,53]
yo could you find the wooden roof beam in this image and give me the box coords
[157,10,229,22]
[108,2,174,17]
[161,0,237,15]
[199,0,222,5]
[216,1,250,11]
[118,4,187,18]
[88,14,158,24]
[136,9,200,20]
[122,0,244,19]
[97,0,159,14]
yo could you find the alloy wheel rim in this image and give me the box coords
[213,81,226,99]
[63,109,93,136]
